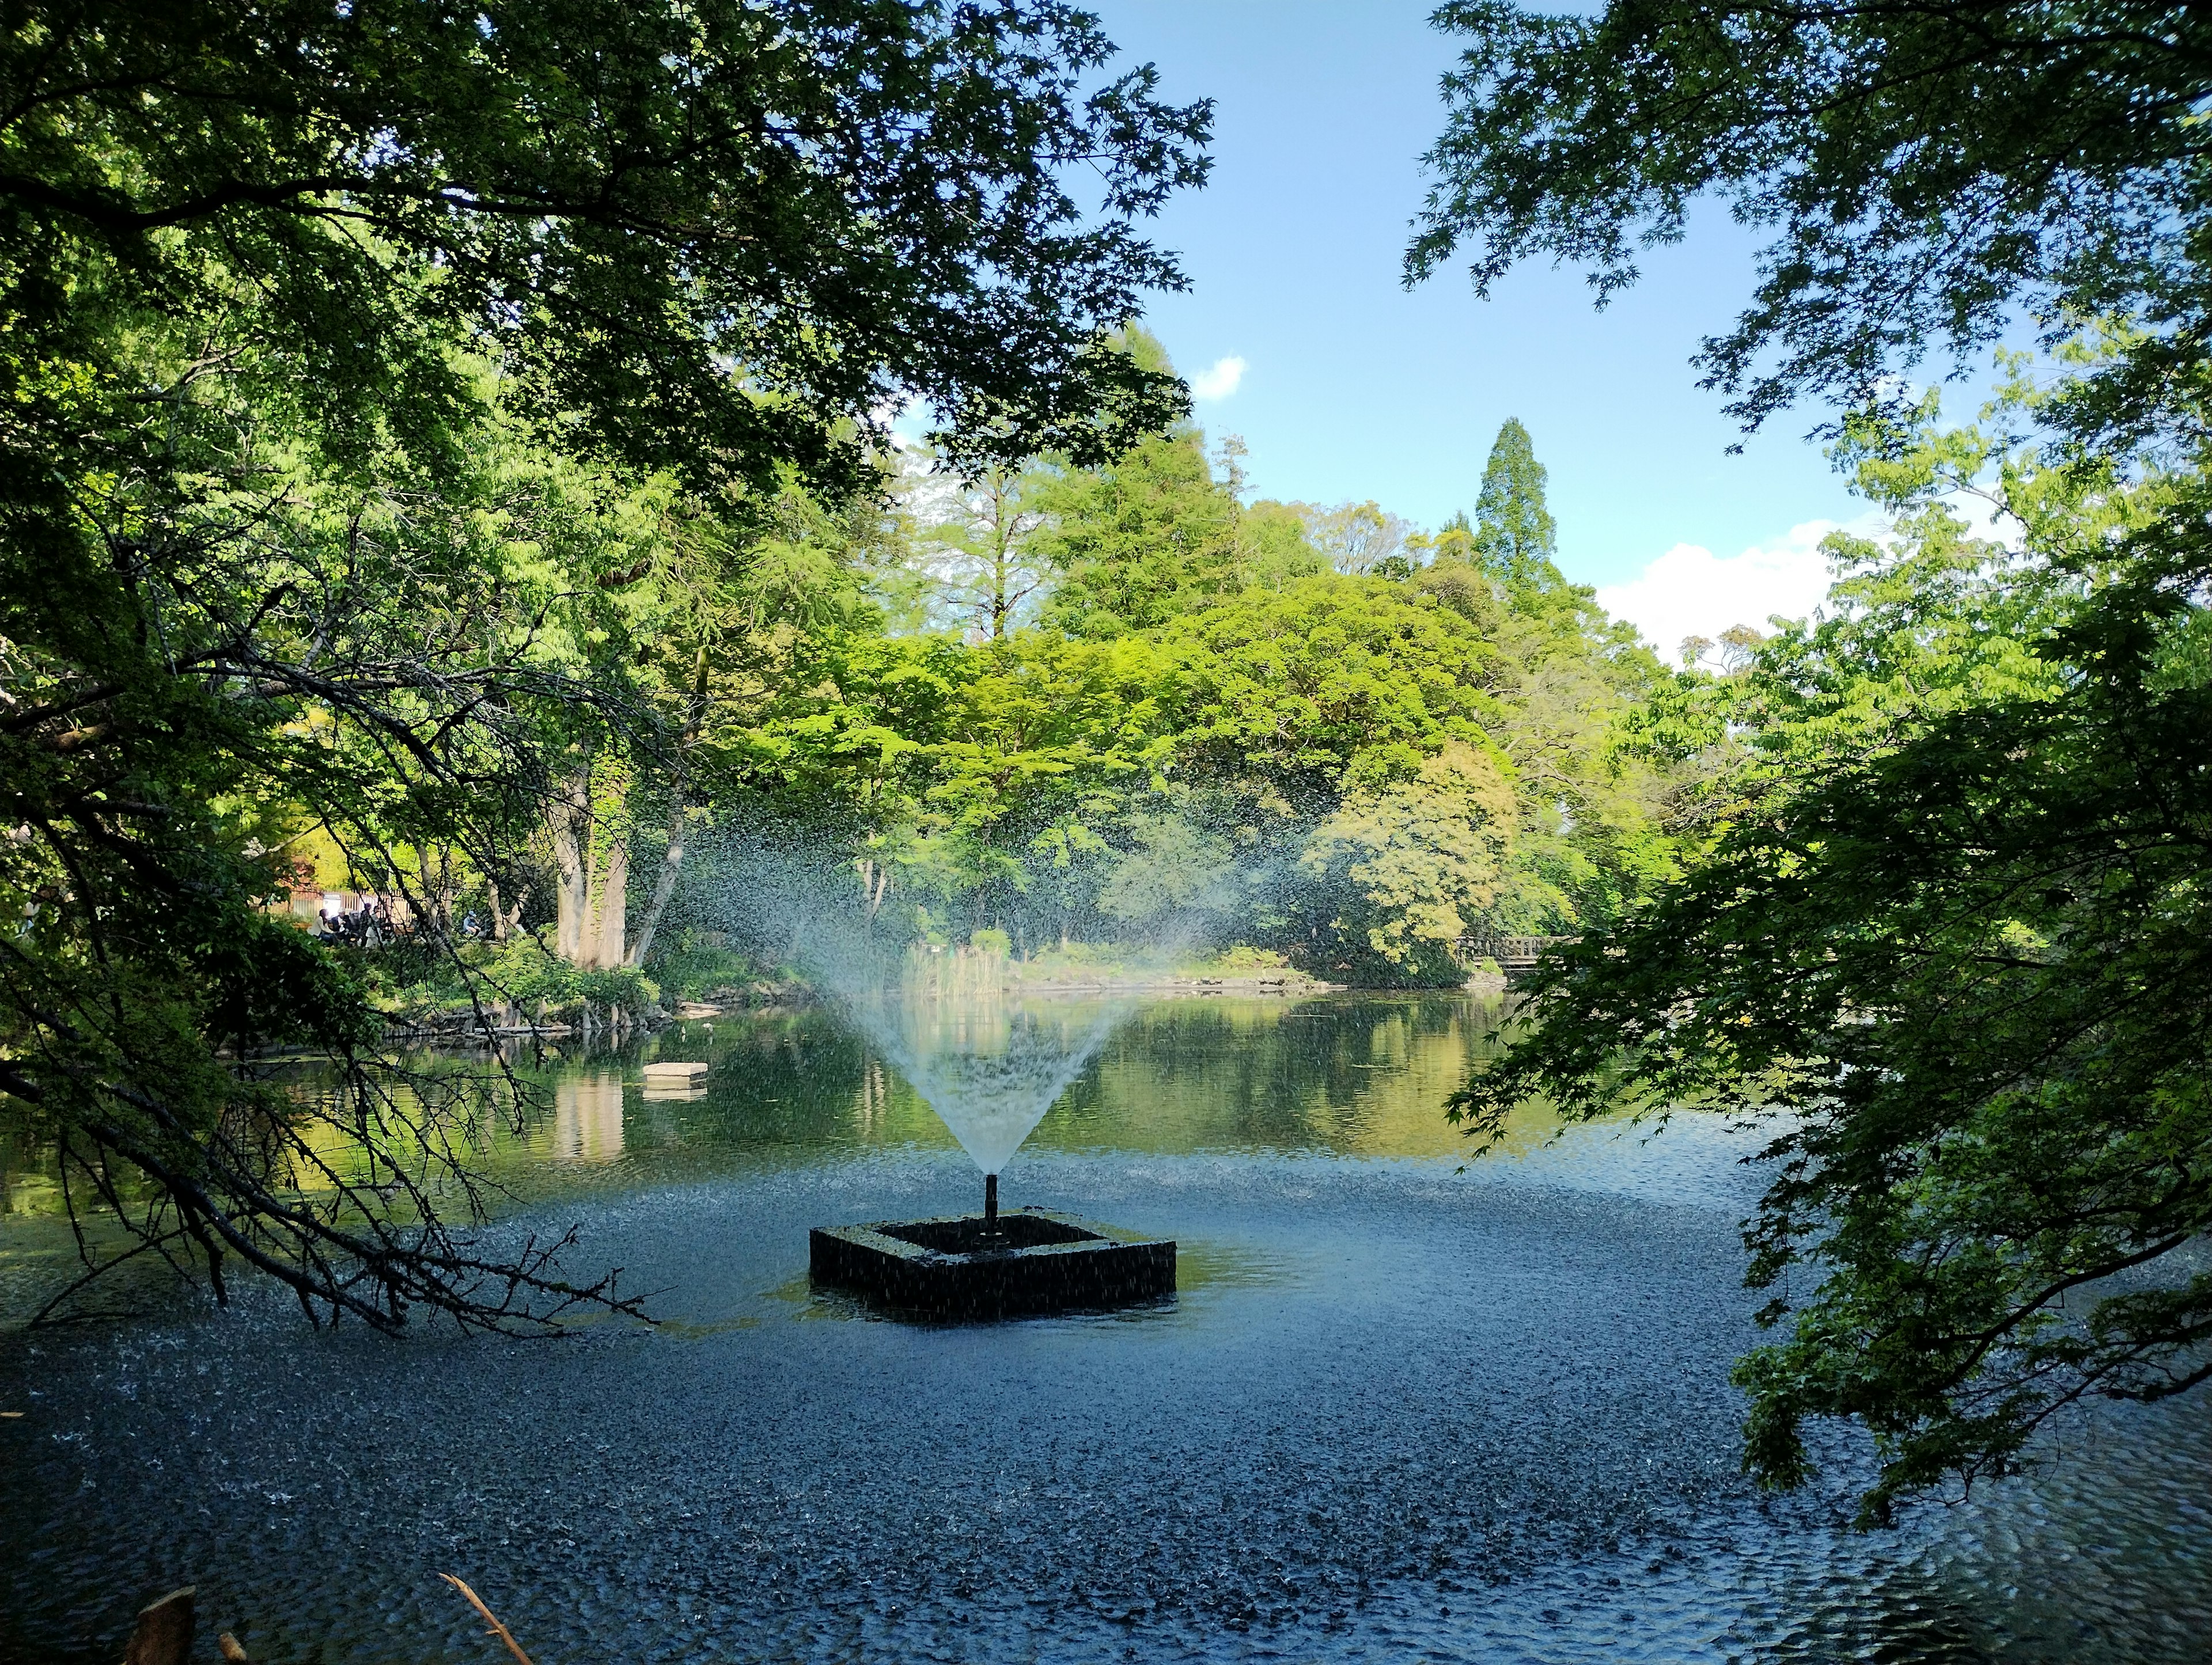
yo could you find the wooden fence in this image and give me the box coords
[1451,934,1577,972]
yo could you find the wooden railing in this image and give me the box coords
[1452,934,1577,971]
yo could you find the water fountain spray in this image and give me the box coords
[700,824,1176,1314]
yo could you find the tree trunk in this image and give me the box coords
[550,765,627,969]
[410,841,456,938]
[855,856,891,922]
[627,802,687,969]
[551,772,591,964]
[593,837,627,969]
[622,644,710,970]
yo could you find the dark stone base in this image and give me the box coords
[809,1208,1176,1319]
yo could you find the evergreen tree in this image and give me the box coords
[1034,427,1242,637]
[1472,419,1562,592]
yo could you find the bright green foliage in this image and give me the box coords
[1237,502,1335,590]
[904,460,1060,640]
[3,1,1207,496]
[483,940,658,1022]
[700,535,1677,978]
[1034,427,1244,637]
[0,0,1211,1329]
[1164,576,1502,812]
[1455,399,2212,1520]
[1301,501,1416,575]
[727,363,1671,979]
[720,624,1183,943]
[922,634,1179,891]
[1413,445,1679,934]
[1300,741,1517,981]
[1415,511,1480,567]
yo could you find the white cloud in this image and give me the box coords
[1596,514,1885,666]
[1190,355,1247,401]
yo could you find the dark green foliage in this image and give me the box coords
[1409,2,2212,439]
[5,0,1209,493]
[1459,549,2212,1521]
[1414,0,2212,1514]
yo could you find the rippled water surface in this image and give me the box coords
[2,993,2207,1664]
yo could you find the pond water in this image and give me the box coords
[1,992,2207,1664]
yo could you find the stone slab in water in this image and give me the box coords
[809,1208,1174,1318]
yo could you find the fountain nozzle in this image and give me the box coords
[984,1171,999,1233]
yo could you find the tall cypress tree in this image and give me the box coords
[1472,418,1561,593]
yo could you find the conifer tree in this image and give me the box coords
[1472,419,1561,591]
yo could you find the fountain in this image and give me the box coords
[710,840,1177,1317]
[804,983,1176,1316]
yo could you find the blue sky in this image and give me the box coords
[1085,0,1878,651]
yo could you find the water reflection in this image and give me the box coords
[0,994,1574,1217]
[1052,994,1525,1158]
[551,1072,627,1160]
[0,992,2207,1665]
[506,991,1536,1188]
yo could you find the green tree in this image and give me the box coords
[1453,393,2212,1519]
[1300,740,1517,983]
[1409,442,1679,937]
[624,466,907,968]
[1410,0,2212,1513]
[1095,810,1238,932]
[1163,575,1503,817]
[905,458,1059,641]
[1035,431,1244,636]
[921,634,1177,901]
[1471,419,1560,593]
[1031,328,1248,636]
[1415,510,1480,567]
[711,479,1679,974]
[1408,2,2212,447]
[1236,501,1334,590]
[0,0,1211,1329]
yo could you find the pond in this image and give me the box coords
[1,992,2207,1664]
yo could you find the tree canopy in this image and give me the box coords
[1416,0,2212,1518]
[1470,418,1558,591]
[1410,1,2212,441]
[0,0,1213,1330]
[6,0,1209,494]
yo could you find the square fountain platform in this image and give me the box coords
[809,1209,1175,1318]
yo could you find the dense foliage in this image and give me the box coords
[676,389,1682,988]
[0,0,1210,1328]
[1421,1,2212,1516]
[0,1,1681,1334]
